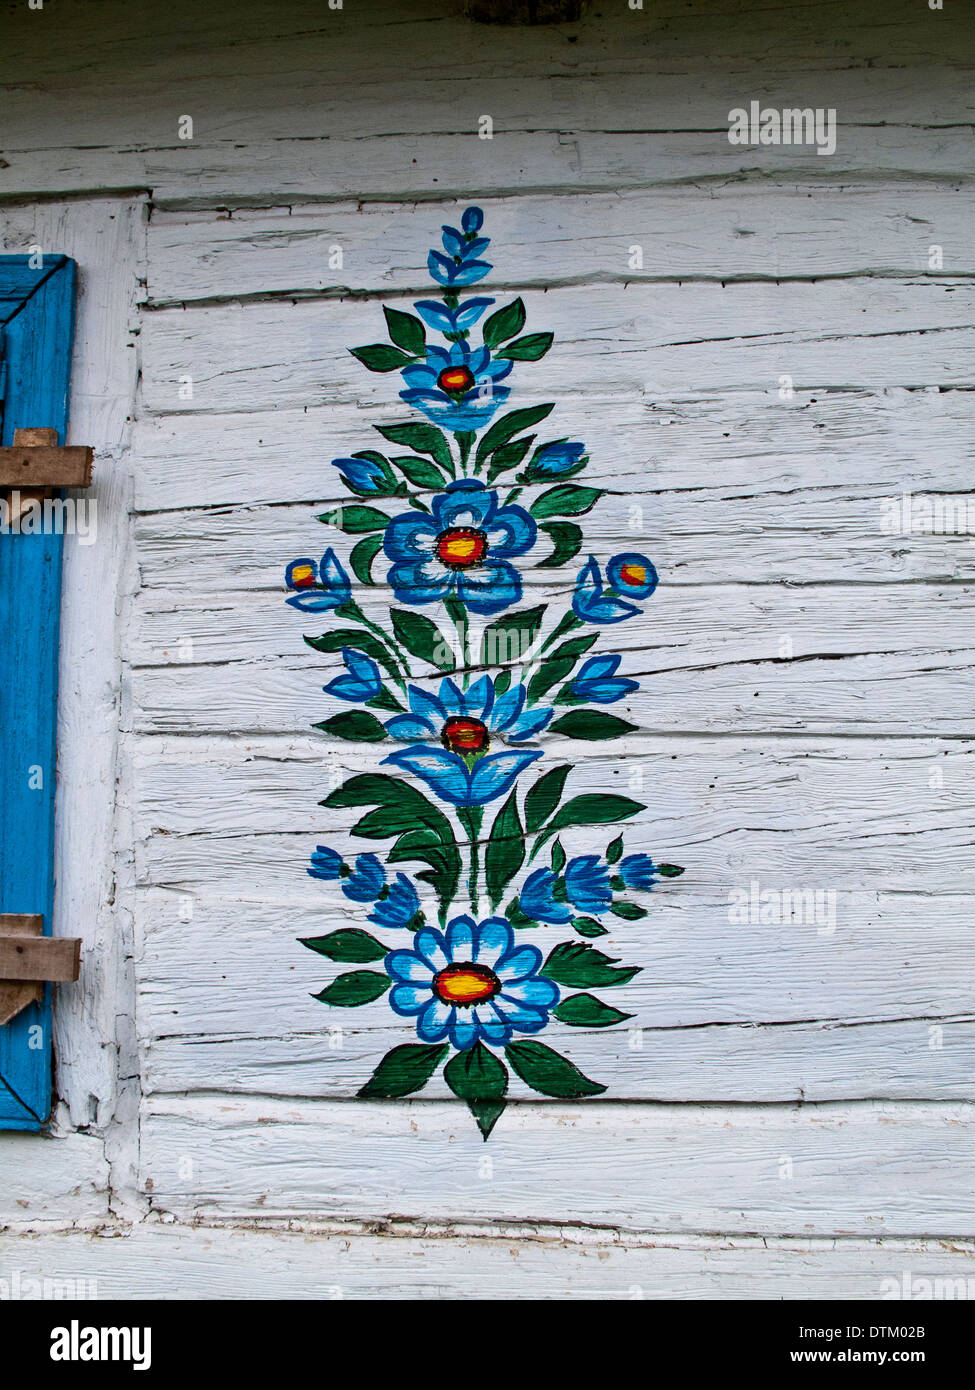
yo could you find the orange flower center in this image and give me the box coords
[435,526,487,569]
[437,365,475,394]
[433,962,500,1007]
[619,564,647,586]
[442,716,489,754]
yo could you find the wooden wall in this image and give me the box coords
[0,0,973,1296]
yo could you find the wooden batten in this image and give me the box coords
[0,914,81,1026]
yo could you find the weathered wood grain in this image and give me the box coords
[139,1094,975,1236]
[0,1132,108,1226]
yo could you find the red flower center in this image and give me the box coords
[437,365,475,395]
[442,716,490,755]
[435,526,487,569]
[433,962,500,1007]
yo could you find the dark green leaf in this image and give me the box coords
[548,793,644,836]
[505,1040,606,1098]
[486,435,535,483]
[480,604,546,666]
[527,656,576,703]
[313,709,389,742]
[301,929,388,964]
[505,897,538,928]
[475,404,554,467]
[303,629,399,682]
[551,838,566,873]
[369,687,405,713]
[444,1041,508,1139]
[313,970,391,1007]
[358,1043,448,1098]
[543,941,640,989]
[658,864,685,878]
[523,764,571,834]
[535,520,583,568]
[606,834,624,865]
[350,532,385,585]
[495,332,553,361]
[392,608,455,671]
[485,788,525,909]
[572,915,609,938]
[317,504,391,534]
[553,994,633,1028]
[383,306,426,357]
[549,711,638,740]
[482,297,526,349]
[375,421,453,474]
[350,344,414,372]
[530,484,604,520]
[392,454,448,489]
[611,900,648,920]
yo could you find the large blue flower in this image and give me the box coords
[384,674,553,746]
[399,340,513,432]
[385,915,559,1051]
[521,855,612,923]
[569,654,639,704]
[284,548,351,612]
[385,479,536,616]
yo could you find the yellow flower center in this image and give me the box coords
[433,962,500,1007]
[619,564,646,586]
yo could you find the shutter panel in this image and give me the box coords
[0,255,78,1129]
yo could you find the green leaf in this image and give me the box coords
[350,532,385,585]
[392,454,448,489]
[392,608,455,671]
[505,1040,606,1098]
[494,669,512,697]
[475,404,554,467]
[383,306,426,357]
[606,835,624,865]
[369,687,405,713]
[376,421,453,474]
[444,1041,509,1140]
[543,941,640,989]
[480,604,546,666]
[486,435,535,484]
[495,332,553,361]
[535,520,583,568]
[551,838,566,873]
[530,484,604,520]
[527,656,576,703]
[313,709,389,742]
[301,929,388,964]
[572,915,609,938]
[358,1043,448,1098]
[611,900,648,920]
[485,788,525,909]
[312,970,391,1007]
[482,297,526,349]
[658,864,685,878]
[523,764,571,834]
[303,629,399,682]
[553,994,633,1028]
[350,343,414,372]
[548,793,644,836]
[317,504,391,534]
[505,897,538,928]
[549,711,638,740]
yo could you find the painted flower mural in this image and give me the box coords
[285,207,684,1137]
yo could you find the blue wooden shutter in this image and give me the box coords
[0,255,78,1130]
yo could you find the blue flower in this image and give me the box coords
[424,208,492,288]
[571,555,642,624]
[523,440,587,481]
[307,845,344,882]
[462,207,484,234]
[343,853,386,903]
[385,479,536,616]
[384,674,553,746]
[383,745,541,808]
[385,915,559,1051]
[619,853,661,891]
[607,552,658,600]
[285,548,351,612]
[399,340,512,432]
[368,873,421,930]
[323,648,383,702]
[334,454,393,496]
[521,855,612,923]
[570,654,639,704]
[413,297,495,337]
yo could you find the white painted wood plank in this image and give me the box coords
[145,188,974,305]
[0,1133,108,1225]
[139,281,975,417]
[139,1095,975,1236]
[131,387,975,512]
[2,1222,973,1299]
[130,735,975,893]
